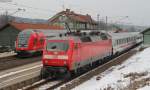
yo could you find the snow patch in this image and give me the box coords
[73,47,150,90]
[138,86,150,90]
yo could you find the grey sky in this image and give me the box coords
[0,0,149,26]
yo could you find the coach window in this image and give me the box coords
[121,39,122,44]
[118,40,120,44]
[127,38,129,42]
[117,40,119,45]
[123,39,125,44]
[120,39,122,44]
[119,39,121,44]
[129,37,131,41]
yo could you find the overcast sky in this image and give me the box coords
[0,0,149,26]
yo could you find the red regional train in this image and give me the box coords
[41,31,143,78]
[15,29,67,57]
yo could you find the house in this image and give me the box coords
[48,9,98,30]
[0,22,64,50]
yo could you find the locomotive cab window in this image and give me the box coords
[17,30,33,47]
[46,41,69,51]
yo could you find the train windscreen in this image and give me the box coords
[18,30,33,48]
[46,42,69,52]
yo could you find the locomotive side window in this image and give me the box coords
[46,42,69,51]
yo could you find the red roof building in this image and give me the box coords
[48,9,98,30]
[9,22,64,30]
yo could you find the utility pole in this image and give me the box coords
[97,14,100,30]
[61,0,65,10]
[106,16,108,30]
[4,10,9,23]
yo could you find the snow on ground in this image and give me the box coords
[0,51,16,58]
[137,86,150,90]
[73,47,150,90]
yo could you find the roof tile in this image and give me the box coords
[10,22,64,30]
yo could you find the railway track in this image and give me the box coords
[0,55,42,71]
[0,61,42,89]
[23,46,140,90]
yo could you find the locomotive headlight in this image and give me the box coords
[58,55,68,60]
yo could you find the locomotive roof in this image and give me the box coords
[46,31,110,43]
[46,36,81,43]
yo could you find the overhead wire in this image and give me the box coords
[3,2,57,13]
[0,2,58,18]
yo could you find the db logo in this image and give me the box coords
[54,52,58,54]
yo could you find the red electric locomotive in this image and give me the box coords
[15,29,67,57]
[41,31,112,78]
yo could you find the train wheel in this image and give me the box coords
[64,71,71,79]
[40,67,49,79]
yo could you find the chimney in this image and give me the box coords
[86,14,90,17]
[66,9,70,12]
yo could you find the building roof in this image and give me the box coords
[48,9,97,24]
[141,28,150,34]
[9,22,64,30]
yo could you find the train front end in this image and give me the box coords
[42,39,73,77]
[15,30,45,57]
